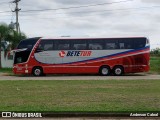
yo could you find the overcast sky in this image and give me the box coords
[0,0,160,49]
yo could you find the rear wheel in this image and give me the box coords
[99,66,111,76]
[32,67,43,76]
[113,66,124,76]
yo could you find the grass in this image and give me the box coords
[0,68,12,73]
[0,80,160,112]
[149,56,160,74]
[0,68,13,76]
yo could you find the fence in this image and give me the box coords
[1,51,13,68]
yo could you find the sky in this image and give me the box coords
[0,0,160,49]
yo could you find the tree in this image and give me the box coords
[151,48,160,56]
[7,30,26,49]
[0,23,27,68]
[0,23,11,68]
[0,33,2,68]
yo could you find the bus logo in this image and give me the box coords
[59,51,92,57]
[59,51,66,57]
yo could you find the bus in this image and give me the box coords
[13,37,150,76]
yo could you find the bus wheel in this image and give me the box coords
[113,66,124,76]
[32,67,43,76]
[99,66,111,76]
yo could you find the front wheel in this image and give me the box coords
[32,67,43,76]
[113,66,124,76]
[99,66,111,76]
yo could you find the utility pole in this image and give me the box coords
[12,0,21,33]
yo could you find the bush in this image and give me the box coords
[150,48,160,56]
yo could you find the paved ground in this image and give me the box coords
[0,73,159,80]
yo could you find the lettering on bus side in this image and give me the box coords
[59,51,92,57]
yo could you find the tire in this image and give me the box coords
[113,66,124,76]
[32,67,43,76]
[99,66,111,76]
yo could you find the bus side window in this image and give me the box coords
[78,44,86,50]
[72,40,87,50]
[57,44,70,50]
[134,38,146,49]
[44,44,53,51]
[105,43,116,49]
[36,43,44,52]
[125,44,131,49]
[104,39,119,50]
[119,39,133,49]
[89,43,103,50]
[119,43,125,49]
[36,40,54,52]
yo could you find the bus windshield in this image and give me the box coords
[14,37,40,64]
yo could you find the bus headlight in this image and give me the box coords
[25,64,28,68]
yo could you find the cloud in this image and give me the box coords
[0,0,160,49]
[53,0,111,5]
[141,0,160,4]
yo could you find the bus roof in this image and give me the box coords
[40,37,147,40]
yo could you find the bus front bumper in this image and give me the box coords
[13,65,32,75]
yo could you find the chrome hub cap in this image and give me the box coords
[102,68,108,75]
[115,68,122,75]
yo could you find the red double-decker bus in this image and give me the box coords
[13,37,150,76]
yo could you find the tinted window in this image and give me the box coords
[71,40,87,50]
[55,40,70,50]
[14,37,40,64]
[17,37,40,50]
[134,38,146,49]
[37,40,54,51]
[14,51,30,64]
[88,39,103,50]
[104,39,119,49]
[54,39,88,50]
[118,38,134,49]
[34,38,146,52]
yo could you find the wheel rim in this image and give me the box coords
[115,68,122,75]
[34,69,41,76]
[102,68,109,75]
